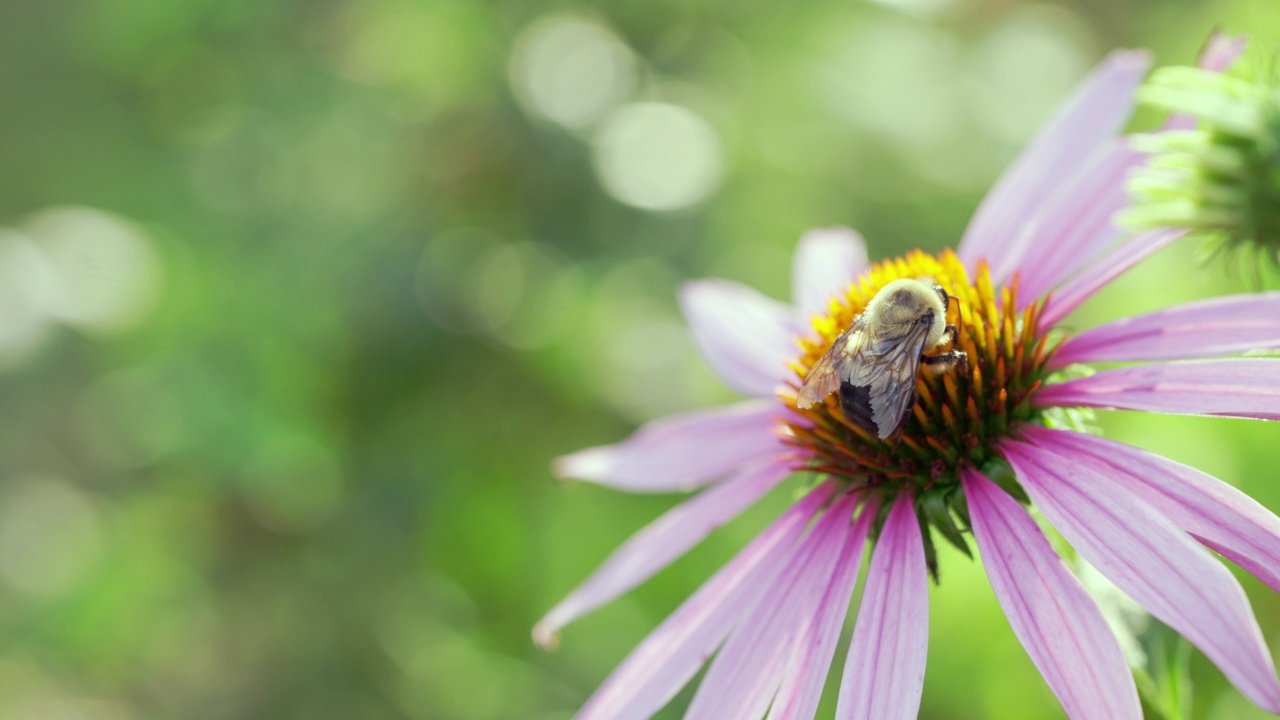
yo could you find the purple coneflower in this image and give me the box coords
[537,35,1280,720]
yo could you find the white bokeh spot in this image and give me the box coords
[22,206,163,334]
[509,16,636,129]
[965,5,1095,144]
[0,232,61,363]
[593,102,723,212]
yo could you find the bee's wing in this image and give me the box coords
[852,320,933,439]
[796,316,872,409]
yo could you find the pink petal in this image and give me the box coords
[680,279,801,398]
[554,400,783,492]
[1021,426,1280,596]
[836,492,929,720]
[1033,37,1230,322]
[685,493,860,720]
[792,227,869,318]
[961,467,1141,720]
[576,481,840,720]
[1034,358,1280,420]
[766,498,876,720]
[534,460,793,648]
[1009,143,1145,305]
[958,50,1151,274]
[1038,228,1186,329]
[1199,31,1248,72]
[1050,292,1280,367]
[1003,440,1280,712]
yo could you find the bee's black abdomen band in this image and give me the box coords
[839,382,879,436]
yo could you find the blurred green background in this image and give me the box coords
[0,0,1278,718]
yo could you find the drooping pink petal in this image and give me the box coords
[554,400,783,492]
[958,50,1151,274]
[1034,358,1280,420]
[1002,440,1280,712]
[534,460,793,648]
[1030,37,1240,314]
[792,227,869,319]
[766,498,876,720]
[981,140,1126,294]
[1035,38,1240,320]
[680,279,802,398]
[1021,426,1280,595]
[1049,292,1280,367]
[1010,142,1146,305]
[576,482,839,720]
[836,492,929,720]
[685,493,859,720]
[961,467,1141,720]
[1038,228,1186,330]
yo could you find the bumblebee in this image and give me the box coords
[797,278,967,439]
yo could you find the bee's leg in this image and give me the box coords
[943,324,960,347]
[940,324,967,373]
[920,349,969,375]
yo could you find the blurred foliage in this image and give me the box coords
[0,0,1278,718]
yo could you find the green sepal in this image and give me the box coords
[918,513,940,585]
[948,485,972,531]
[1133,620,1195,720]
[979,457,1030,506]
[919,486,972,559]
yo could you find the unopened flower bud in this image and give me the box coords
[1126,42,1280,267]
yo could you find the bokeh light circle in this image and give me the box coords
[592,102,723,212]
[965,6,1094,144]
[509,16,636,129]
[0,478,104,600]
[0,232,60,364]
[22,206,163,334]
[818,19,964,149]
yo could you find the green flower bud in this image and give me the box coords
[1125,40,1280,269]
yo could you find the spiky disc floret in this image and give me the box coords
[777,250,1059,575]
[1126,55,1280,269]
